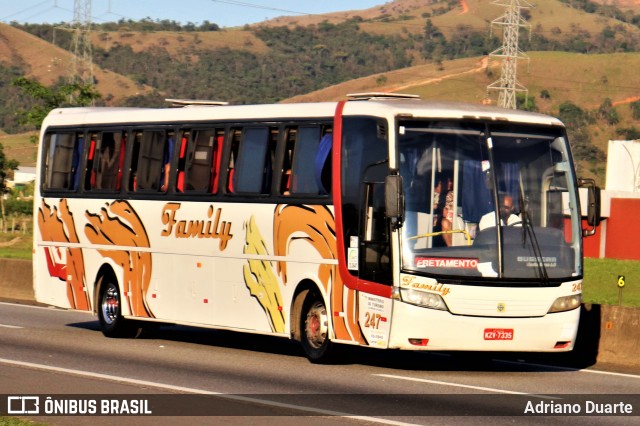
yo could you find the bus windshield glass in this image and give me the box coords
[399,120,582,282]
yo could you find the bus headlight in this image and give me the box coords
[399,288,448,311]
[548,294,582,313]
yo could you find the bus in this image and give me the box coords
[33,94,600,362]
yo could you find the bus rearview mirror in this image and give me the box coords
[385,175,404,223]
[579,178,601,236]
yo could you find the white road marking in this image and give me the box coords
[0,357,418,426]
[374,373,556,399]
[0,301,63,311]
[0,323,22,329]
[493,358,640,380]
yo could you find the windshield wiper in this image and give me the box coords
[519,194,549,285]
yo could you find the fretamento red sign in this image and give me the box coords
[415,257,479,269]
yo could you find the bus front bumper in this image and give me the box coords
[388,301,581,352]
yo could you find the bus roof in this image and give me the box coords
[41,99,564,128]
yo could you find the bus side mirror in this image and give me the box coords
[385,174,404,226]
[579,178,601,237]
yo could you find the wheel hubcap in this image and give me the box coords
[101,285,119,325]
[305,301,328,349]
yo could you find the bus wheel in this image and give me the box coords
[300,292,333,362]
[98,279,138,338]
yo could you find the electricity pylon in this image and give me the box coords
[69,0,94,87]
[487,0,532,109]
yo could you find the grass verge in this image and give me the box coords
[583,258,640,307]
[0,233,32,260]
[0,417,45,425]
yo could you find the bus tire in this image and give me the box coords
[97,278,139,338]
[300,291,334,363]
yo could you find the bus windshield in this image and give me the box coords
[399,120,582,282]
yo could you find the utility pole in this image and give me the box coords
[486,0,531,109]
[69,0,94,89]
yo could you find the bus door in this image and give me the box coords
[339,116,394,348]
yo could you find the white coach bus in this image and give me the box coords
[33,94,600,362]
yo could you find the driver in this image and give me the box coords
[478,194,521,230]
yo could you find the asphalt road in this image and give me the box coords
[0,301,639,425]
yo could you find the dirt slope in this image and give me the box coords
[0,23,152,104]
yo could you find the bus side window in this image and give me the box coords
[314,132,333,195]
[291,126,326,195]
[183,129,218,193]
[43,132,82,191]
[132,130,173,192]
[97,132,123,191]
[86,131,122,191]
[229,127,271,194]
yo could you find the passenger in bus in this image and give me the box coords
[97,139,117,189]
[433,172,454,246]
[433,173,451,211]
[478,194,521,230]
[160,137,174,192]
[71,135,84,190]
[315,134,332,194]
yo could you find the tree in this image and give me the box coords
[422,19,446,60]
[558,101,604,170]
[517,93,538,112]
[615,127,640,140]
[558,101,590,128]
[0,143,19,229]
[631,100,640,120]
[12,77,101,130]
[597,98,619,125]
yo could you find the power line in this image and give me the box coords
[209,0,310,16]
[0,0,59,22]
[14,6,63,23]
[2,0,312,25]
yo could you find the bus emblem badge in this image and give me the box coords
[497,303,506,313]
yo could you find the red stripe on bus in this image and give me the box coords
[332,101,392,299]
[44,247,66,281]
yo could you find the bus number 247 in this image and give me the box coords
[364,312,383,329]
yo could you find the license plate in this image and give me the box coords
[484,328,514,340]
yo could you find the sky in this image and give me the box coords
[1,0,386,27]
